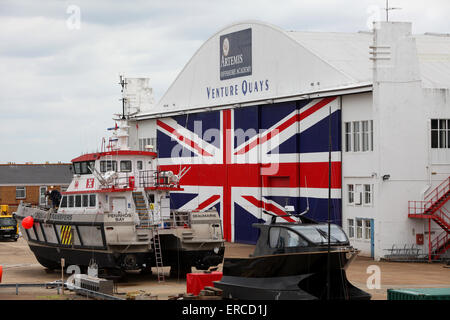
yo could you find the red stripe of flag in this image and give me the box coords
[193,195,221,212]
[242,195,296,223]
[157,120,214,157]
[234,97,337,155]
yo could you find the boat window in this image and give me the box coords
[75,195,82,207]
[89,194,96,207]
[269,227,281,248]
[82,195,89,207]
[73,161,95,175]
[100,160,117,173]
[290,225,349,244]
[81,162,88,174]
[270,227,308,248]
[120,160,132,172]
[88,161,95,173]
[137,161,143,170]
[60,196,67,208]
[73,162,81,175]
[68,195,74,208]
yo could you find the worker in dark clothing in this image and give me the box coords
[46,190,62,209]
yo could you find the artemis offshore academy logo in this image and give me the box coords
[222,37,230,57]
[220,28,252,80]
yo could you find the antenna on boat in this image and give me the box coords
[119,75,127,120]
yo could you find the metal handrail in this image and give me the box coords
[138,170,180,188]
[437,207,450,228]
[424,176,450,202]
[431,231,449,252]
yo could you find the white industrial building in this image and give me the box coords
[122,20,450,261]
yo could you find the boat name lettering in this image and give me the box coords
[192,213,217,219]
[34,212,73,221]
[107,212,132,222]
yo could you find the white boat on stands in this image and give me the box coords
[15,119,225,278]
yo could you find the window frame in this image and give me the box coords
[431,118,450,149]
[364,219,372,240]
[347,219,355,238]
[120,160,132,172]
[345,122,352,152]
[100,160,117,173]
[345,120,373,153]
[363,184,372,206]
[39,186,47,206]
[16,186,26,199]
[347,184,354,205]
[356,218,363,239]
[68,195,74,208]
[353,121,360,152]
[89,194,96,207]
[75,195,82,208]
[60,196,68,208]
[362,120,369,152]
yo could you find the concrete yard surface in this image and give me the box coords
[1,239,449,300]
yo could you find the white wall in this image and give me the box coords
[371,22,450,260]
[341,92,378,256]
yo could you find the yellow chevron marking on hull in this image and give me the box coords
[60,225,73,245]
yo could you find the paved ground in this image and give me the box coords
[0,238,449,300]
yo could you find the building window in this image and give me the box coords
[370,120,374,151]
[137,161,143,170]
[364,184,372,205]
[139,138,156,151]
[345,120,373,152]
[431,119,450,148]
[16,187,26,199]
[364,220,372,240]
[348,219,355,238]
[356,219,363,239]
[347,184,354,204]
[39,186,47,206]
[362,121,369,151]
[353,121,360,152]
[345,123,352,152]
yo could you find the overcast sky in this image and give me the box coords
[0,0,448,164]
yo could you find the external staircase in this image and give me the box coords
[132,191,165,281]
[132,192,152,228]
[408,177,450,261]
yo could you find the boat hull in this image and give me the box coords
[14,205,224,272]
[214,250,371,300]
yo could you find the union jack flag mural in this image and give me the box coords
[157,97,342,243]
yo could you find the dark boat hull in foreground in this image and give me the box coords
[214,219,371,300]
[215,249,370,300]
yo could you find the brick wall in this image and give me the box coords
[0,185,64,213]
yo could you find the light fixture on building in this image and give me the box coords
[382,174,390,181]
